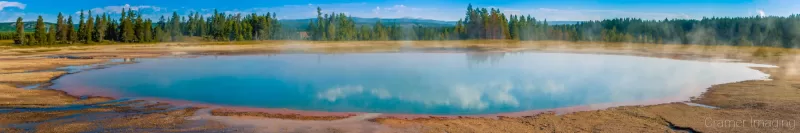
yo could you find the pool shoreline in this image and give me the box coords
[41,49,772,119]
[103,91,701,119]
[1,41,797,132]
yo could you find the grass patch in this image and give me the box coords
[4,40,161,49]
[202,41,263,45]
[33,48,61,52]
[752,47,769,58]
[67,47,93,51]
[12,48,61,54]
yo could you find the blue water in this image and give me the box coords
[51,52,771,115]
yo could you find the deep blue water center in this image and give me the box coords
[51,52,770,115]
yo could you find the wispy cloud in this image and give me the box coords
[0,1,24,11]
[315,81,522,110]
[756,9,766,17]
[0,1,47,22]
[372,6,380,15]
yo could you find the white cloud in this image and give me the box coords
[0,1,24,11]
[317,86,364,102]
[369,89,392,99]
[381,4,424,14]
[314,81,522,110]
[372,6,380,15]
[386,5,406,12]
[757,9,766,17]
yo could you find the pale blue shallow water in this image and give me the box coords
[51,52,771,115]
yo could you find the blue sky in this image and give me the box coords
[0,0,797,22]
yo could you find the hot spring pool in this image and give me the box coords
[51,52,772,115]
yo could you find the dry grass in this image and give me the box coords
[0,40,14,46]
[10,48,62,54]
[0,58,105,73]
[0,71,65,83]
[0,84,82,107]
[67,47,93,51]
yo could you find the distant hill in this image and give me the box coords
[280,17,457,30]
[547,21,581,25]
[0,22,58,32]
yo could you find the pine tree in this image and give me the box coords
[106,17,117,42]
[48,24,56,45]
[67,16,77,43]
[14,17,23,45]
[210,9,227,40]
[156,16,167,41]
[118,9,127,42]
[127,9,137,42]
[500,13,510,39]
[170,11,181,41]
[154,23,164,42]
[455,19,465,39]
[307,20,315,40]
[233,14,243,41]
[270,13,280,39]
[23,34,32,44]
[34,16,46,45]
[326,16,336,41]
[262,14,272,40]
[198,15,206,37]
[135,14,144,42]
[120,8,134,42]
[358,25,369,40]
[95,14,106,42]
[85,10,94,43]
[144,19,152,42]
[56,13,65,42]
[313,7,323,40]
[186,12,196,36]
[374,20,388,40]
[78,10,85,42]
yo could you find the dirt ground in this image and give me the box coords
[0,40,798,132]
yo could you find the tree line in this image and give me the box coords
[0,32,24,40]
[564,16,800,48]
[13,5,800,48]
[13,9,288,46]
[305,5,800,48]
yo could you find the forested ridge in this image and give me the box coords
[11,4,800,48]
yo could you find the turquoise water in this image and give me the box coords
[51,52,771,115]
